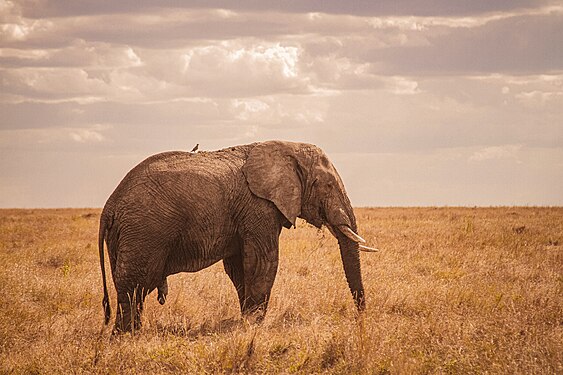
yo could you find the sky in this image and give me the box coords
[1,0,562,208]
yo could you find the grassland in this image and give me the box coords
[0,207,561,374]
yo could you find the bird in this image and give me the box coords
[191,143,199,153]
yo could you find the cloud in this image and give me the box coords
[469,144,522,162]
[1,67,113,101]
[1,41,309,103]
[15,0,551,18]
[368,13,563,75]
[1,7,295,49]
[0,125,110,152]
[233,99,270,121]
[515,90,563,106]
[4,3,562,82]
[178,42,308,96]
[69,128,105,143]
[0,41,141,69]
[385,76,420,95]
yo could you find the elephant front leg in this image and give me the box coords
[223,253,246,312]
[241,242,279,323]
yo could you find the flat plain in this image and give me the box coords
[0,207,561,374]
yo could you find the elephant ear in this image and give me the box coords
[242,141,303,226]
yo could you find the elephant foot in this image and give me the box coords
[157,279,168,305]
[242,310,266,325]
[113,304,142,334]
[242,301,268,325]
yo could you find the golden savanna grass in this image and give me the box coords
[0,207,561,373]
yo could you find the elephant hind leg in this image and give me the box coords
[114,285,146,334]
[157,278,168,305]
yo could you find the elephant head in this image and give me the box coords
[242,141,377,311]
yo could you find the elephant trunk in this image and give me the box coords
[337,233,366,311]
[325,203,366,311]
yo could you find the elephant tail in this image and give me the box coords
[99,211,111,325]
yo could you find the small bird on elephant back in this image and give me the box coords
[98,140,378,333]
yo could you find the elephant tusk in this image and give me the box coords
[338,225,366,243]
[359,244,379,252]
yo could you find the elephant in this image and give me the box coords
[98,140,377,332]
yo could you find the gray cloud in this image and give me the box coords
[5,4,562,79]
[18,0,550,18]
[0,41,141,68]
[0,99,240,131]
[369,14,563,75]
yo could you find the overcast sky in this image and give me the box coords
[1,0,562,207]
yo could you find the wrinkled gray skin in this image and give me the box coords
[99,141,366,332]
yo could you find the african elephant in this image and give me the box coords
[99,140,377,332]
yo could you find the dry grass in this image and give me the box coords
[0,207,561,374]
